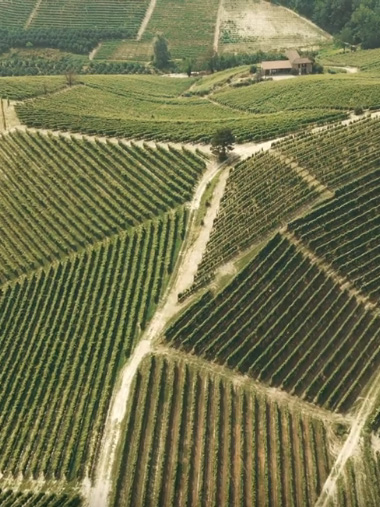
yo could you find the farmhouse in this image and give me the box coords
[262,50,313,76]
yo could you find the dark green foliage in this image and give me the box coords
[0,27,133,56]
[153,34,171,70]
[211,128,235,161]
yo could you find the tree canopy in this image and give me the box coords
[211,128,236,161]
[153,34,171,70]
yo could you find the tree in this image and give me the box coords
[64,70,76,86]
[153,34,170,70]
[211,128,236,161]
[185,60,193,77]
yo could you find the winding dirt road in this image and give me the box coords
[86,157,230,506]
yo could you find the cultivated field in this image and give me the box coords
[166,233,380,413]
[0,0,37,29]
[194,116,380,288]
[219,0,330,53]
[0,130,204,281]
[15,75,346,143]
[192,150,326,290]
[0,489,81,506]
[0,76,67,100]
[1,50,380,507]
[28,0,150,32]
[213,74,380,113]
[319,48,380,72]
[113,352,344,507]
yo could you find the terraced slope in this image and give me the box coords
[0,209,186,481]
[136,0,220,60]
[193,150,326,290]
[0,130,204,282]
[289,169,380,304]
[320,48,380,72]
[0,0,37,29]
[0,76,67,100]
[275,117,380,190]
[29,0,150,33]
[166,233,380,413]
[113,353,344,507]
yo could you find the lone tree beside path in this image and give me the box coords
[211,128,236,161]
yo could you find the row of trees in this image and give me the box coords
[276,0,380,48]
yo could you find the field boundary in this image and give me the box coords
[284,229,377,311]
[136,0,157,41]
[86,155,231,506]
[315,369,380,506]
[272,150,334,200]
[213,0,224,52]
[155,346,352,425]
[24,0,42,29]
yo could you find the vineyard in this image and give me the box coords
[289,169,380,303]
[0,0,37,28]
[0,207,187,480]
[0,489,81,506]
[213,74,380,113]
[275,116,380,189]
[219,0,329,53]
[166,232,380,413]
[139,0,220,60]
[192,150,324,289]
[320,48,380,72]
[15,76,346,143]
[0,130,204,282]
[2,0,151,33]
[0,76,67,100]
[113,352,344,507]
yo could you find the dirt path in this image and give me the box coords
[0,100,21,133]
[24,0,43,29]
[89,44,101,61]
[86,339,151,507]
[86,156,230,506]
[136,0,157,41]
[315,370,380,507]
[213,0,224,52]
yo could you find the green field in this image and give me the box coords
[29,0,149,32]
[15,75,346,143]
[113,352,342,507]
[0,76,67,100]
[140,0,220,60]
[0,0,37,29]
[213,74,380,112]
[1,11,380,502]
[0,131,204,281]
[166,232,380,412]
[319,48,380,72]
